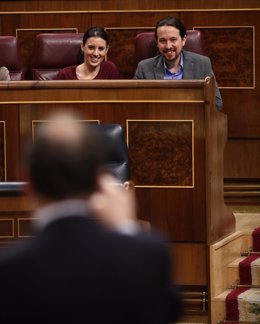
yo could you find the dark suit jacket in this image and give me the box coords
[134,50,223,111]
[0,211,181,324]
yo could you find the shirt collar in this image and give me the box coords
[163,52,184,73]
[33,199,89,230]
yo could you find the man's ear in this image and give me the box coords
[182,35,187,47]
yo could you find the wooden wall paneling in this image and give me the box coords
[171,243,207,286]
[0,193,33,247]
[0,79,234,246]
[0,105,20,181]
[0,1,260,11]
[196,27,254,88]
[106,27,154,79]
[128,120,194,187]
[224,139,260,179]
[19,103,207,242]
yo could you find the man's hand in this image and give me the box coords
[88,173,138,232]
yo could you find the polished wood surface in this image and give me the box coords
[0,1,260,10]
[0,79,235,245]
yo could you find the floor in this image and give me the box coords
[176,314,208,324]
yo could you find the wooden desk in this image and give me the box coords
[0,79,235,297]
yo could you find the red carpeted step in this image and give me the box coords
[226,287,249,321]
[225,228,260,323]
[252,227,260,252]
[239,254,260,285]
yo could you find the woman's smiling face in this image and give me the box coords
[81,36,108,68]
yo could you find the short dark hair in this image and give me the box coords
[83,27,109,45]
[155,16,187,40]
[28,118,106,200]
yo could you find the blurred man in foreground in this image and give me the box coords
[0,112,181,324]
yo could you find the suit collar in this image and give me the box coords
[155,51,195,79]
[153,55,165,79]
[182,50,195,79]
[34,199,90,231]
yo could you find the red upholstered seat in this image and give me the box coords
[0,36,24,80]
[32,33,84,80]
[134,30,205,68]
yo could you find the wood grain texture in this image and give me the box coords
[0,0,260,11]
[198,27,254,88]
[0,79,235,245]
[128,121,193,187]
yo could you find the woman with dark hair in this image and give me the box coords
[56,27,120,80]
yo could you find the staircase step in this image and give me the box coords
[210,230,258,324]
[211,290,232,324]
[239,254,260,285]
[226,287,260,322]
[227,257,245,288]
[214,289,233,301]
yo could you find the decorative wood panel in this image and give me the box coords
[0,79,234,245]
[127,120,194,187]
[0,213,35,240]
[224,139,260,178]
[0,1,260,11]
[0,219,14,238]
[18,218,35,237]
[106,28,153,79]
[196,26,254,88]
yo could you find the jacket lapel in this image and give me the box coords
[182,51,194,79]
[153,56,164,79]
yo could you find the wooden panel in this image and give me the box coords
[197,27,254,88]
[0,105,20,181]
[0,1,260,11]
[0,79,235,245]
[171,243,207,286]
[224,139,260,179]
[18,218,35,237]
[127,120,193,187]
[106,28,153,79]
[0,194,33,244]
[0,219,14,238]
